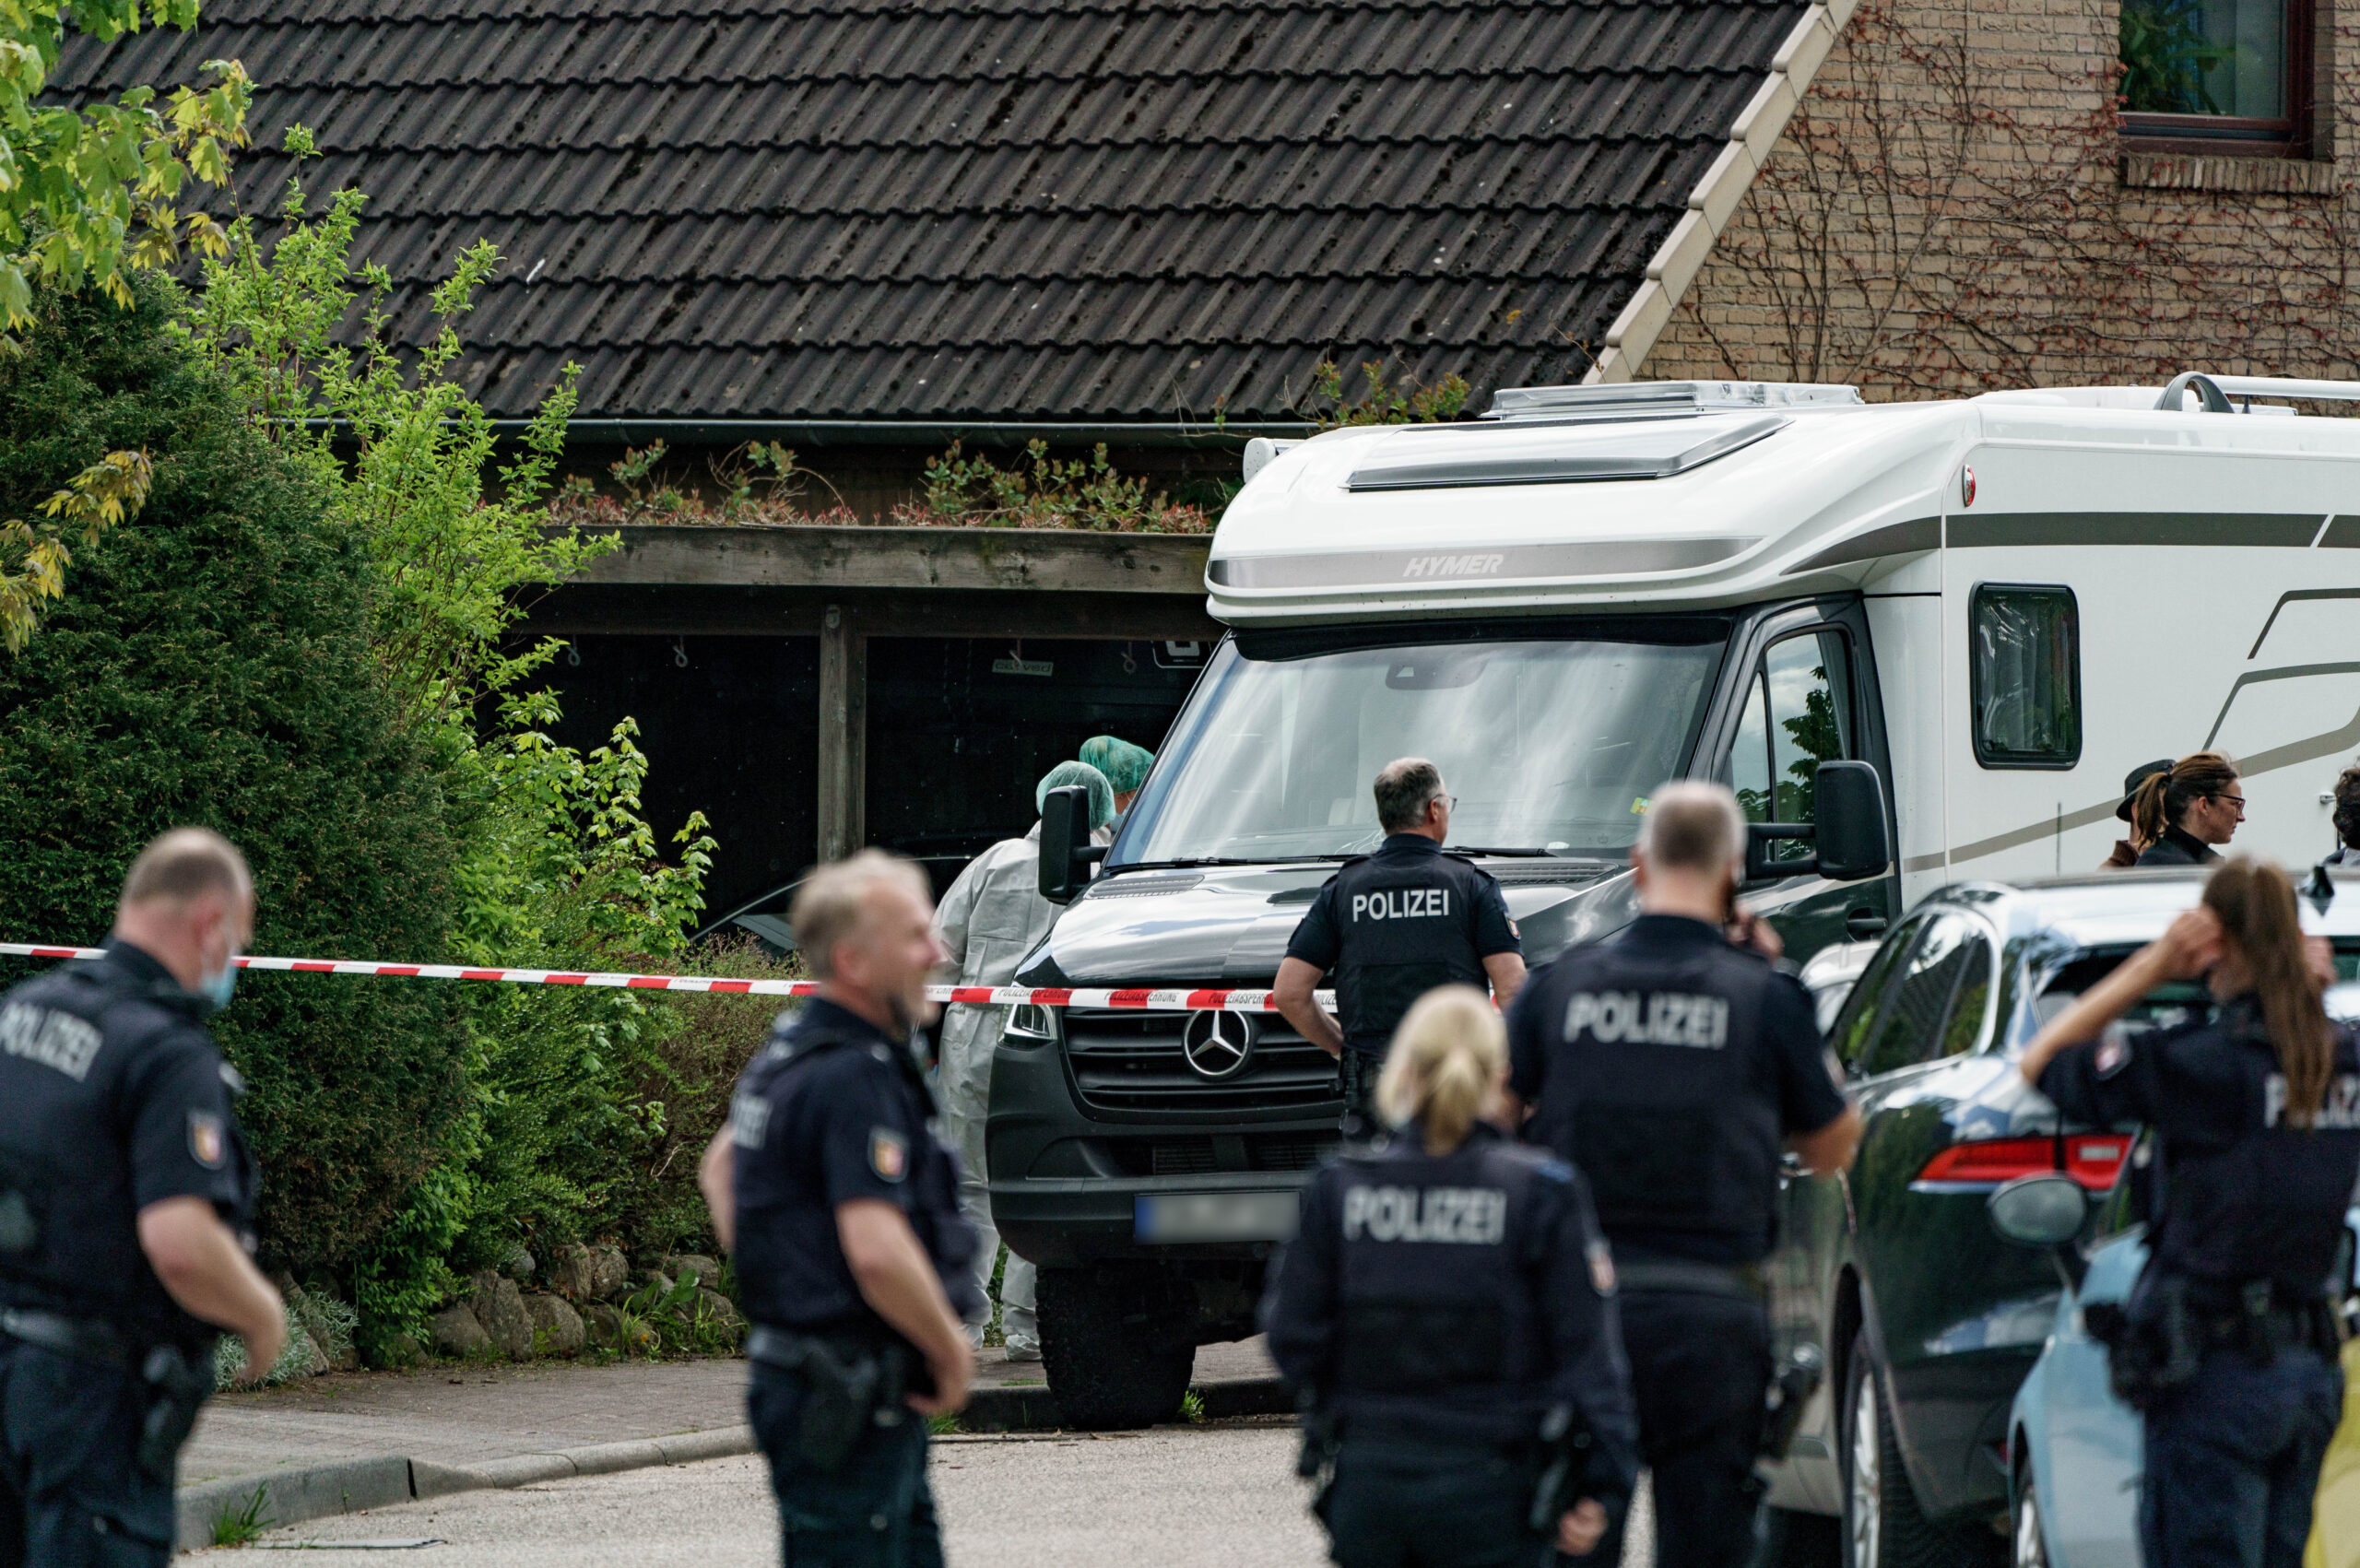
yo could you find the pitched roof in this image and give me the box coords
[55,0,1806,423]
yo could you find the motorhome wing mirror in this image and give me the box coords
[1987,1173,2088,1247]
[1037,785,1102,904]
[1812,761,1892,881]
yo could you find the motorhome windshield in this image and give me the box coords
[1114,630,1724,865]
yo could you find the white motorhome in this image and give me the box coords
[990,375,2360,1429]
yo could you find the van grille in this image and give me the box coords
[1103,1134,1341,1176]
[1063,1000,1343,1115]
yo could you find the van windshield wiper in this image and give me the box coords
[1443,844,1561,857]
[1105,856,1266,871]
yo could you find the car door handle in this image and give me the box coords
[1845,908,1889,942]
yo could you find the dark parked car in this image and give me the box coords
[1764,869,2360,1568]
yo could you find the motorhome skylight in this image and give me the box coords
[1344,412,1788,492]
[1485,381,1860,420]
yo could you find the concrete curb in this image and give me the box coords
[173,1377,1291,1549]
[174,1427,761,1551]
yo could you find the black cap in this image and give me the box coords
[2116,758,2173,822]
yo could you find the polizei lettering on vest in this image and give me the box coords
[0,1003,102,1082]
[1350,888,1453,923]
[1564,990,1731,1049]
[1399,554,1506,580]
[1340,1185,1509,1244]
[2268,1072,2360,1128]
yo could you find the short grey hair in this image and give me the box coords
[1374,758,1446,833]
[120,828,251,910]
[790,850,931,980]
[1637,782,1747,877]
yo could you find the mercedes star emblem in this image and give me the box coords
[1180,1008,1257,1080]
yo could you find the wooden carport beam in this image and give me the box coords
[816,604,867,864]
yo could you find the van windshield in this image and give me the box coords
[1114,630,1725,865]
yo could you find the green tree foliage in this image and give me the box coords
[0,275,470,1283]
[189,146,739,1344]
[0,5,251,326]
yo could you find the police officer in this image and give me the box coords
[2021,856,2358,1568]
[0,829,283,1567]
[1504,783,1861,1568]
[700,850,981,1568]
[1263,984,1638,1568]
[1276,759,1525,1140]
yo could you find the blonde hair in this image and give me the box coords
[1638,781,1746,877]
[789,850,930,981]
[1375,985,1506,1154]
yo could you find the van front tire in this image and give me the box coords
[1036,1266,1195,1430]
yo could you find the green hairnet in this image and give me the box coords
[1080,735,1156,796]
[1037,760,1115,831]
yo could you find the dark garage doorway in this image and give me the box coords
[542,633,1206,926]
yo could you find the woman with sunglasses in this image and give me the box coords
[2131,750,2247,867]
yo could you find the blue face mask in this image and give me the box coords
[196,959,238,1013]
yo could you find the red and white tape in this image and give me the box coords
[0,944,1312,1013]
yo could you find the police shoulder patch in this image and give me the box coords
[869,1127,909,1183]
[1587,1239,1617,1296]
[188,1110,227,1171]
[2094,1035,2131,1079]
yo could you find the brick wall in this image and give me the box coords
[1640,0,2360,395]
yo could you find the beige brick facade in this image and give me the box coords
[1639,0,2360,395]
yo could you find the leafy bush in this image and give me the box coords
[0,276,472,1282]
[547,436,1214,534]
[1299,359,1471,428]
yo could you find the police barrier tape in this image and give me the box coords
[0,943,1325,1013]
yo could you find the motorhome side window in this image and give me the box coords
[1971,584,2081,769]
[1729,629,1855,865]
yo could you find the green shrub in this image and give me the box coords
[0,277,470,1281]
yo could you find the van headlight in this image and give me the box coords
[1004,1004,1058,1046]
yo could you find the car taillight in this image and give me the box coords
[1916,1134,2127,1192]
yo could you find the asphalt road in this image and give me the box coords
[202,1421,1659,1566]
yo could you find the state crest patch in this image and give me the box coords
[188,1111,226,1171]
[869,1128,909,1183]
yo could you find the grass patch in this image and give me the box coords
[927,1412,962,1436]
[211,1485,273,1548]
[1180,1388,1207,1424]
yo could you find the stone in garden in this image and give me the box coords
[664,1254,722,1289]
[468,1269,536,1362]
[589,1246,630,1301]
[430,1306,490,1358]
[500,1245,536,1282]
[582,1303,625,1349]
[697,1289,742,1328]
[549,1244,597,1300]
[289,1326,329,1378]
[525,1293,585,1357]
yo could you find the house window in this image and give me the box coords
[1971,585,2081,770]
[2119,0,2312,155]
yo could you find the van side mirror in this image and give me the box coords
[1743,761,1894,882]
[1037,784,1105,904]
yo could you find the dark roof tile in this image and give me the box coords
[58,0,1799,419]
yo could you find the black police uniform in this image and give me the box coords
[2039,997,2360,1568]
[1506,913,1847,1568]
[728,998,981,1568]
[1261,1121,1639,1568]
[0,939,257,1567]
[2138,824,2224,867]
[1285,836,1519,1138]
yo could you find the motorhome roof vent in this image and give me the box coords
[1344,410,1788,492]
[1485,381,1861,421]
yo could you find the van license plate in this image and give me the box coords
[1135,1191,1299,1244]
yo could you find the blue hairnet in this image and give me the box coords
[1080,735,1155,796]
[1037,760,1115,831]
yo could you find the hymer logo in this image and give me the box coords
[1400,553,1506,580]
